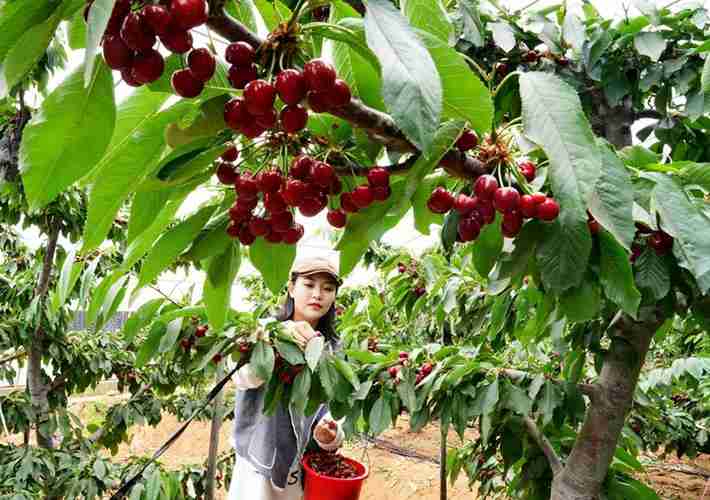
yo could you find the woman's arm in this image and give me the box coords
[232,363,265,390]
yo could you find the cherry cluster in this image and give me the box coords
[397,261,426,297]
[387,352,435,385]
[223,56,352,139]
[92,0,215,92]
[275,353,304,384]
[427,163,560,242]
[180,322,207,350]
[631,223,673,261]
[216,148,392,246]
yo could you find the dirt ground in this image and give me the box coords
[5,391,710,499]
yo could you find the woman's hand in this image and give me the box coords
[284,320,320,350]
[314,419,338,445]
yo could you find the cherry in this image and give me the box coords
[121,67,142,87]
[587,218,600,235]
[236,174,259,200]
[330,177,343,196]
[399,351,409,360]
[271,211,294,232]
[630,243,643,263]
[121,12,155,52]
[298,196,327,217]
[289,156,313,180]
[212,353,223,363]
[458,217,481,242]
[228,64,257,89]
[103,35,132,70]
[171,0,208,30]
[501,211,523,237]
[413,286,426,297]
[247,217,268,237]
[325,79,351,108]
[195,325,208,337]
[519,160,536,182]
[221,146,239,162]
[635,222,653,234]
[519,194,538,218]
[427,187,454,214]
[180,338,191,350]
[255,107,278,129]
[388,366,399,378]
[474,175,499,200]
[421,362,433,375]
[216,162,238,185]
[454,194,477,216]
[224,98,250,130]
[229,207,250,225]
[224,41,255,66]
[132,49,165,84]
[351,185,374,209]
[283,224,304,244]
[226,221,241,238]
[282,179,306,205]
[372,186,391,201]
[244,79,276,116]
[307,91,330,113]
[280,105,309,133]
[171,69,204,97]
[238,225,257,245]
[257,169,283,193]
[397,263,407,273]
[496,62,509,77]
[142,4,172,34]
[456,130,479,151]
[238,342,251,354]
[530,192,547,204]
[303,58,337,92]
[536,197,560,221]
[275,69,307,105]
[367,167,390,187]
[648,230,673,255]
[264,226,283,243]
[263,191,287,214]
[340,192,359,213]
[236,195,258,212]
[188,48,215,82]
[478,202,496,224]
[493,187,520,213]
[524,50,539,63]
[311,161,335,188]
[239,121,265,139]
[327,209,347,228]
[159,29,192,53]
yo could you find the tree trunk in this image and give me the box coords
[205,364,226,499]
[26,222,59,449]
[550,309,666,500]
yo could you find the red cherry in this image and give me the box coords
[340,192,359,213]
[648,230,673,255]
[283,224,304,244]
[187,48,215,82]
[289,156,313,180]
[225,41,255,66]
[275,69,307,105]
[367,167,390,187]
[280,105,309,133]
[530,192,547,204]
[399,351,409,360]
[351,185,374,209]
[180,338,191,350]
[221,146,239,162]
[103,35,132,70]
[454,194,477,216]
[298,196,327,217]
[303,58,337,92]
[478,202,496,224]
[474,175,499,200]
[224,98,251,131]
[171,0,208,30]
[236,195,258,212]
[226,221,241,238]
[327,210,347,228]
[325,79,351,108]
[536,198,560,221]
[456,130,479,151]
[120,12,155,52]
[171,69,204,98]
[306,91,330,113]
[248,217,269,237]
[588,218,600,235]
[501,211,523,237]
[244,79,276,116]
[262,192,286,214]
[372,186,390,201]
[388,366,399,378]
[519,194,538,218]
[264,226,283,243]
[329,177,343,196]
[131,49,164,84]
[236,174,259,200]
[257,170,283,193]
[142,4,172,34]
[311,161,335,188]
[216,162,238,185]
[493,187,520,213]
[282,179,306,205]
[159,29,192,53]
[427,187,454,214]
[121,66,142,87]
[239,122,266,139]
[195,325,208,337]
[238,225,257,245]
[255,107,278,129]
[519,161,536,182]
[229,205,251,223]
[458,217,481,242]
[228,64,258,89]
[271,211,294,232]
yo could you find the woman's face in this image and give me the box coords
[288,273,338,326]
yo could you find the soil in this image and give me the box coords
[3,391,710,499]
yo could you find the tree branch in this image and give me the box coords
[523,416,562,476]
[634,109,663,120]
[0,350,26,367]
[205,2,489,180]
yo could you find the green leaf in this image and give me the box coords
[135,320,166,367]
[473,215,504,277]
[651,175,710,293]
[249,239,296,295]
[253,0,291,32]
[559,276,601,322]
[457,0,484,47]
[538,381,560,425]
[82,97,189,252]
[503,382,533,416]
[412,173,446,234]
[333,357,360,389]
[275,338,306,365]
[203,243,240,331]
[520,72,599,290]
[634,32,666,62]
[252,341,276,382]
[20,59,115,210]
[84,0,115,85]
[290,369,312,413]
[0,0,57,65]
[57,249,83,309]
[634,248,671,301]
[96,275,129,331]
[369,394,392,435]
[489,22,516,52]
[318,355,340,399]
[305,336,325,371]
[136,203,218,290]
[364,0,442,152]
[703,54,710,95]
[599,231,641,318]
[680,162,710,192]
[472,378,499,416]
[67,8,87,49]
[123,298,164,343]
[127,189,174,245]
[225,0,260,33]
[402,0,453,44]
[588,144,636,250]
[396,372,417,412]
[2,9,62,91]
[158,318,183,354]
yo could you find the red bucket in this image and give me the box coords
[302,453,368,500]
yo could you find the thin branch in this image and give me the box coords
[0,351,26,367]
[635,109,663,120]
[523,416,562,476]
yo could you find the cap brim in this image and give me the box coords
[297,268,342,285]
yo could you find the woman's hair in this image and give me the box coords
[274,272,339,341]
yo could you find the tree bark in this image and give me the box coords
[205,364,226,500]
[550,309,666,500]
[26,221,59,449]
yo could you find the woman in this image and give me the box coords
[229,255,345,500]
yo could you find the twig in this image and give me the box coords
[522,416,562,475]
[0,351,26,367]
